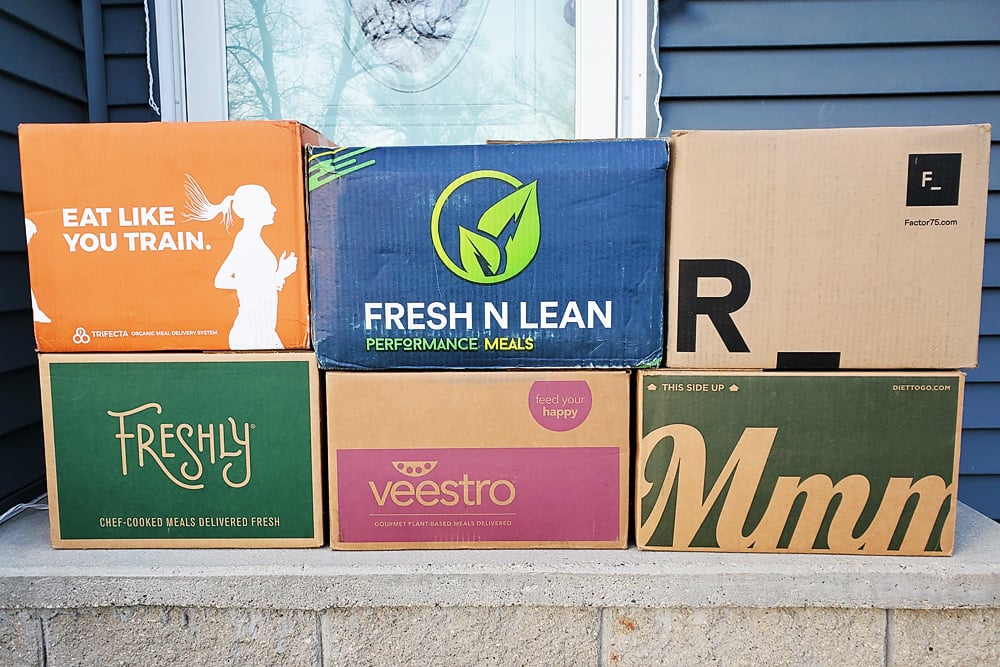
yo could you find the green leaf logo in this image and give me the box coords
[458,227,502,280]
[431,171,541,284]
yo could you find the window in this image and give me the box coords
[154,0,658,143]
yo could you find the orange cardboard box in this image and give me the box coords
[19,120,327,352]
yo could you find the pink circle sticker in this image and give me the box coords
[528,380,593,432]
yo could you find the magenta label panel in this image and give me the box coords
[336,446,621,544]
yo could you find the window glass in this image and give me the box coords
[223,0,577,145]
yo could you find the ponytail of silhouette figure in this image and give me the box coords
[183,175,296,349]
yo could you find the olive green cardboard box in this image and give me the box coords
[636,370,964,555]
[39,352,323,548]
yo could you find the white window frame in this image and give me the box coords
[153,0,658,138]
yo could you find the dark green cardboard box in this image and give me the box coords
[636,370,963,555]
[39,353,323,548]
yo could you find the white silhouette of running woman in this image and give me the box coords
[183,175,297,349]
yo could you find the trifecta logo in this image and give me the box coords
[430,170,540,285]
[368,459,516,508]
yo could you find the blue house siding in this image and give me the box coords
[659,0,1000,519]
[0,0,158,514]
[102,0,160,121]
[0,1,87,514]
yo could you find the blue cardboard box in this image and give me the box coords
[307,140,668,369]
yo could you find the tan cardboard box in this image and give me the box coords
[636,370,964,556]
[666,125,990,370]
[326,371,630,549]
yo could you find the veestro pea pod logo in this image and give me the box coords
[430,170,540,284]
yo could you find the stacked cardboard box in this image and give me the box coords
[19,121,325,547]
[308,140,670,548]
[21,121,987,556]
[325,371,629,549]
[638,125,990,555]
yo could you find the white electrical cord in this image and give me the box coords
[144,0,162,116]
[650,0,663,136]
[0,494,48,527]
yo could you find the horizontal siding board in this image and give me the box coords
[957,474,1000,519]
[0,136,22,193]
[988,192,998,241]
[0,253,31,313]
[982,289,1000,334]
[965,336,1000,382]
[0,193,27,252]
[102,4,148,55]
[0,423,45,511]
[960,429,1000,474]
[984,241,1000,287]
[0,14,86,100]
[0,310,36,374]
[105,55,152,106]
[0,0,83,49]
[660,45,1000,98]
[108,105,159,123]
[0,73,88,132]
[661,94,1000,133]
[660,0,1000,48]
[991,145,999,190]
[0,365,41,438]
[962,382,1000,429]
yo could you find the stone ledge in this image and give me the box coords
[1,504,997,611]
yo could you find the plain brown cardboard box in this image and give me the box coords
[666,124,990,370]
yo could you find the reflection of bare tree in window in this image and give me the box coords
[225,0,575,145]
[518,24,574,141]
[326,0,491,140]
[326,1,574,144]
[226,0,322,120]
[340,17,573,144]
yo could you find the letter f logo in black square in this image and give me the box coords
[906,153,961,206]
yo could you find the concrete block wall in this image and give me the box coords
[2,606,998,666]
[2,505,998,666]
